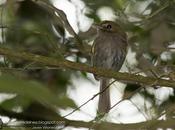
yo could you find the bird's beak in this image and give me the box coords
[92,23,102,29]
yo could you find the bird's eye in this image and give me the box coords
[106,24,112,29]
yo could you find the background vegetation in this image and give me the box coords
[0,0,175,129]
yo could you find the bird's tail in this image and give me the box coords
[98,79,110,113]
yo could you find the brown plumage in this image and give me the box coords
[92,21,128,113]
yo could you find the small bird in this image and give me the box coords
[92,21,128,113]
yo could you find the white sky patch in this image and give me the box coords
[127,16,142,22]
[0,56,4,63]
[52,0,93,33]
[143,9,151,15]
[0,30,3,43]
[125,0,153,14]
[97,6,117,21]
[52,0,77,33]
[125,47,137,68]
[70,0,93,32]
[125,0,153,22]
[65,127,88,130]
[0,0,6,5]
[110,100,146,123]
[0,94,16,123]
[62,73,151,123]
[160,51,172,61]
[0,93,16,103]
[60,74,98,121]
[168,41,175,52]
[110,81,126,104]
[155,87,174,105]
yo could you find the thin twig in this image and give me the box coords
[110,87,142,111]
[63,80,117,118]
[145,1,170,20]
[32,0,83,46]
[130,100,149,120]
[92,78,160,129]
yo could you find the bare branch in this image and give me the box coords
[0,47,175,87]
[63,80,117,118]
[31,0,89,52]
[0,106,175,130]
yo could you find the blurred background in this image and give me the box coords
[0,0,175,130]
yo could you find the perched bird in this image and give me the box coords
[92,21,128,113]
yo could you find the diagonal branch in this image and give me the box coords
[0,47,175,88]
[31,0,91,53]
[63,80,117,118]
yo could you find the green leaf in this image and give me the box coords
[0,95,31,111]
[0,74,76,109]
[59,95,77,108]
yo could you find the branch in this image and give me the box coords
[31,0,91,56]
[0,47,175,88]
[0,106,174,130]
[63,80,117,118]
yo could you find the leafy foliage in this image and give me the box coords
[0,0,175,129]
